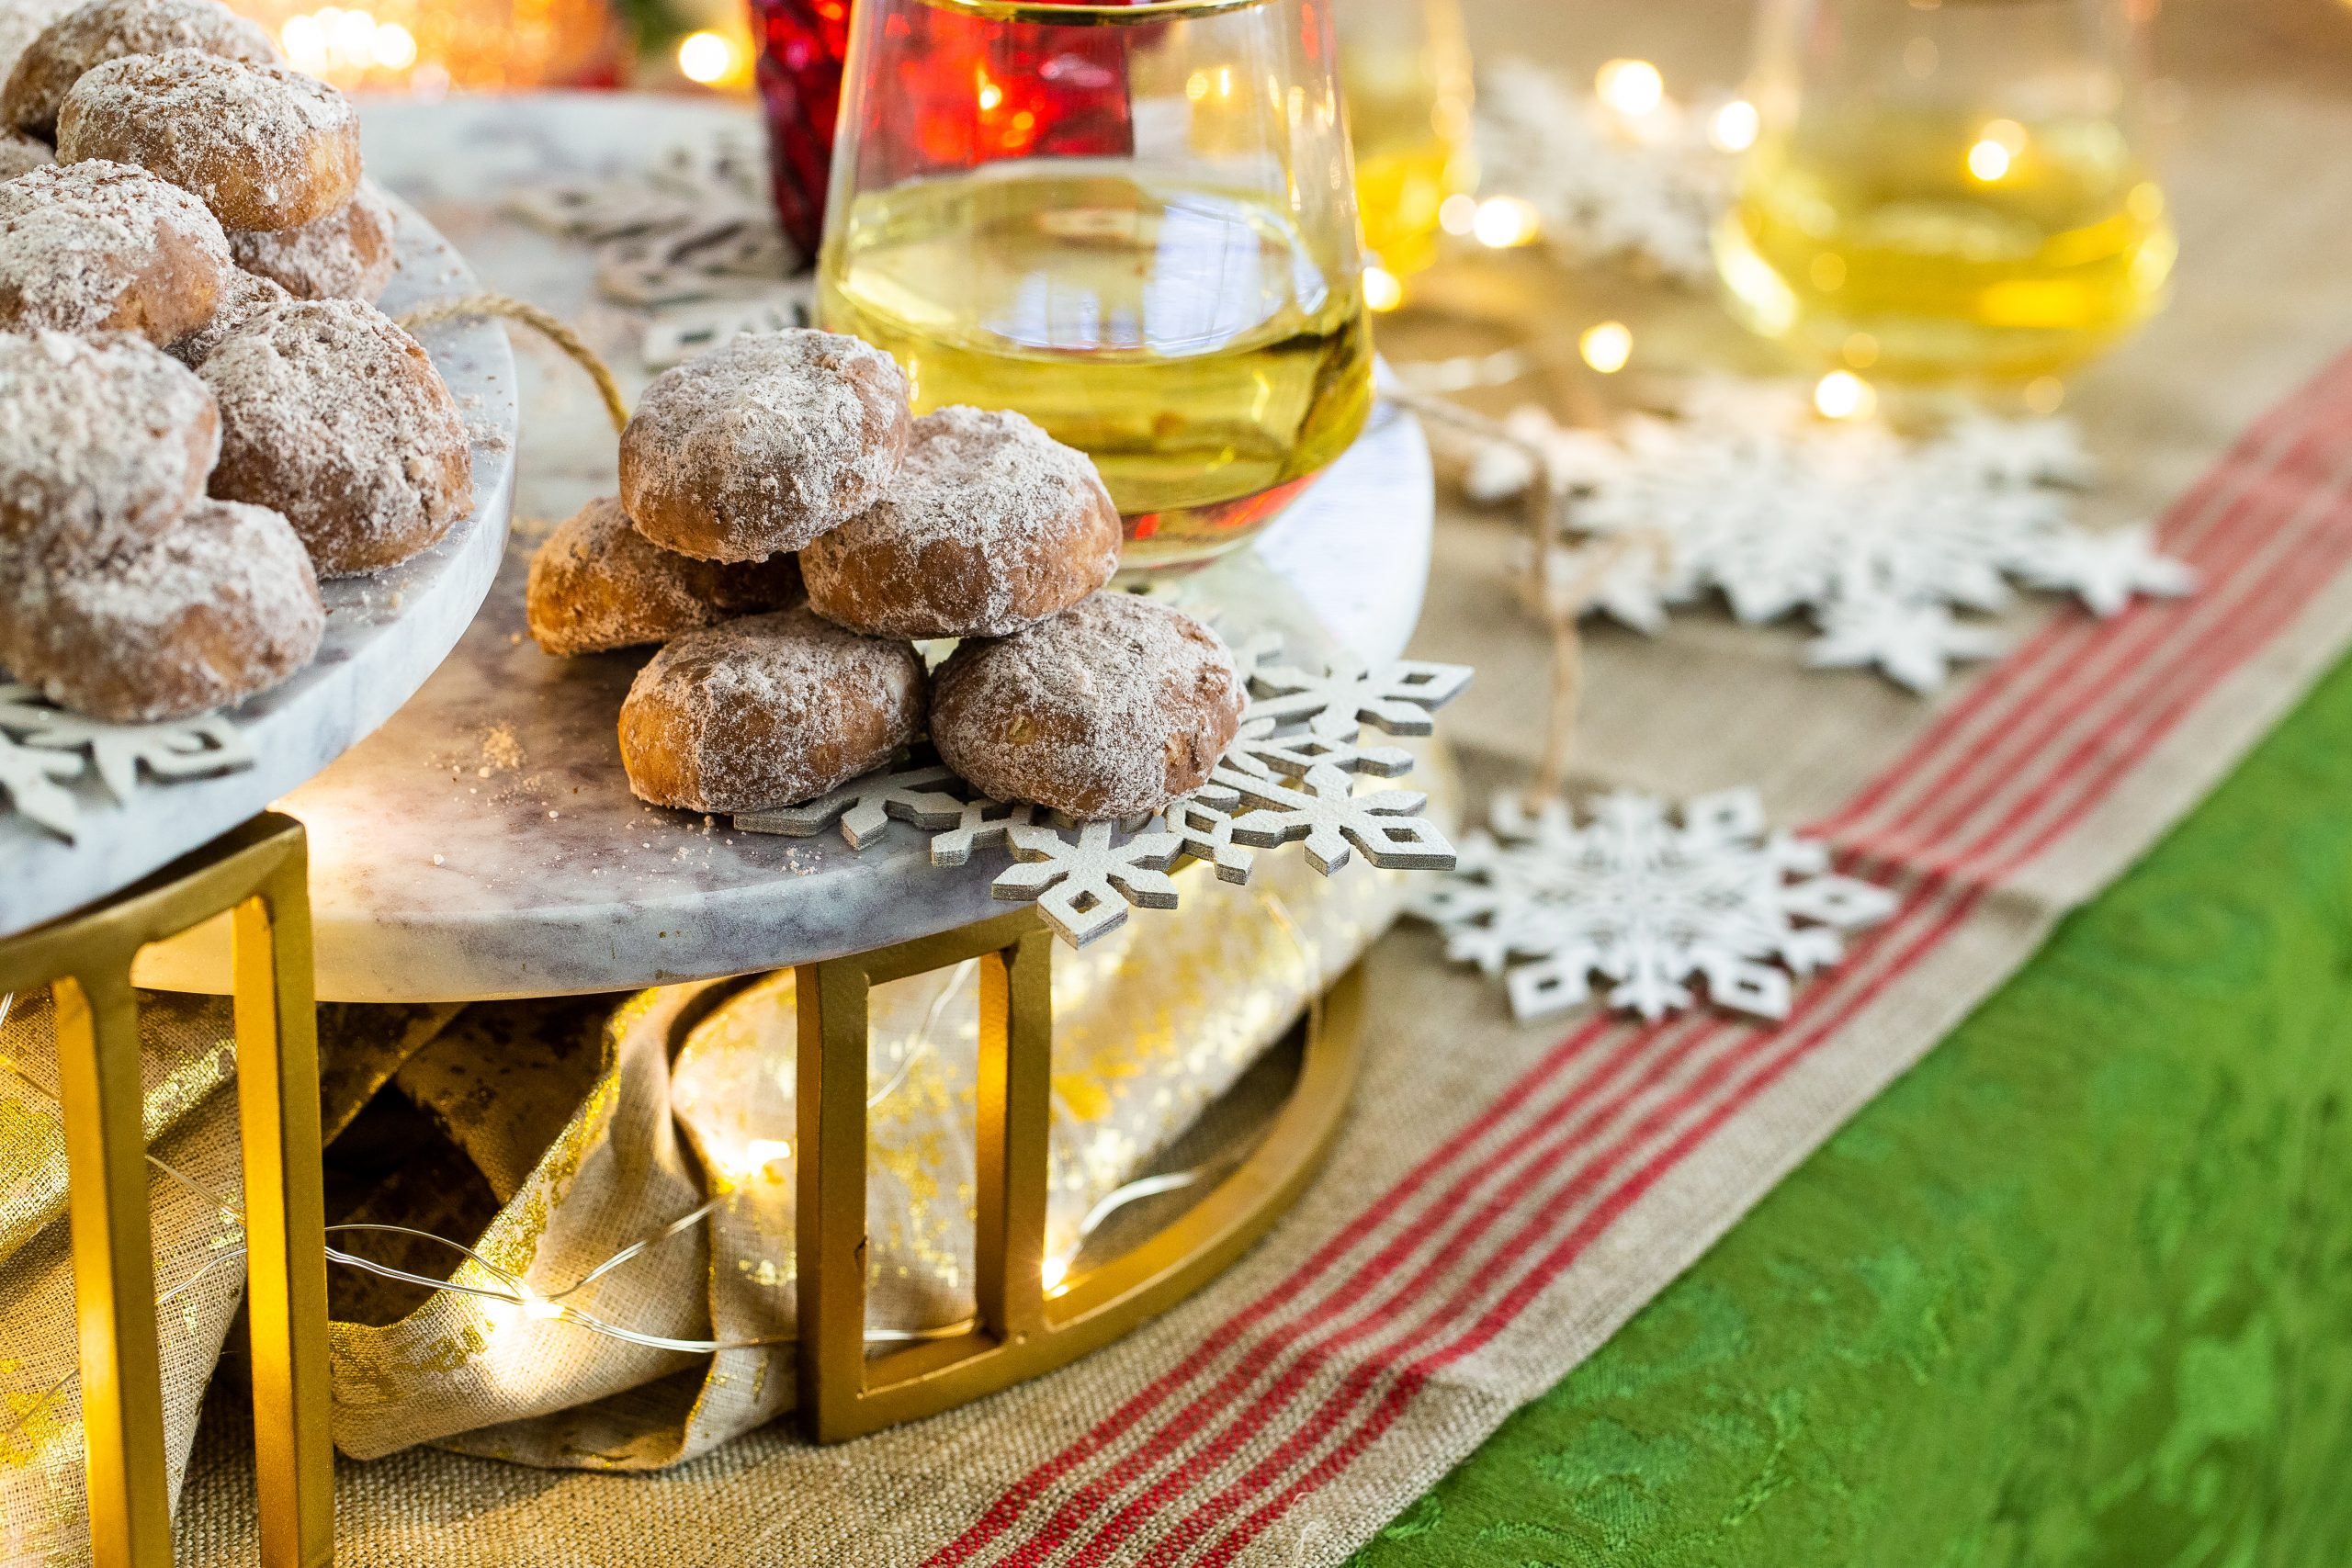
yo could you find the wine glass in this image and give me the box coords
[816,0,1374,573]
[1337,0,1476,301]
[1715,0,2176,385]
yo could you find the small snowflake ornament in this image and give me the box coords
[0,683,255,841]
[1453,383,2198,693]
[1412,786,1897,1022]
[735,757,966,848]
[992,820,1182,945]
[1473,59,1735,285]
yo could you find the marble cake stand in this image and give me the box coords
[138,405,1435,1002]
[0,198,519,940]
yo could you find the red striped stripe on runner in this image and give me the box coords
[927,351,2352,1567]
[1161,400,2352,1565]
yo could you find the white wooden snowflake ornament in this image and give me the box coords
[1411,787,1897,1023]
[1463,385,2197,693]
[0,683,254,841]
[511,130,813,368]
[730,647,1474,946]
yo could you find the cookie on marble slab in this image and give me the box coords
[801,405,1121,641]
[0,158,230,344]
[527,494,804,657]
[618,605,927,814]
[617,328,910,563]
[58,49,360,231]
[0,496,322,721]
[930,592,1244,821]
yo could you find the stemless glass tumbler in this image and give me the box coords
[1337,0,1476,290]
[1715,0,2177,382]
[816,0,1374,573]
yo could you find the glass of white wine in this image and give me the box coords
[817,0,1374,573]
[1715,0,2177,383]
[1338,0,1476,297]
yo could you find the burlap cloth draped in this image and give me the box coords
[9,6,2352,1559]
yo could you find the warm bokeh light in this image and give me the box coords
[2024,376,2066,414]
[1815,370,1877,421]
[1710,98,1759,153]
[1438,192,1479,236]
[1471,195,1542,249]
[1363,265,1404,312]
[1595,58,1664,118]
[1579,321,1633,374]
[676,29,732,84]
[1967,138,2011,181]
[231,0,622,89]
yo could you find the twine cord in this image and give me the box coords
[1385,385,1667,810]
[396,292,630,434]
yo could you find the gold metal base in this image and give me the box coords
[0,815,332,1568]
[785,908,1363,1443]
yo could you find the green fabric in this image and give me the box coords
[1351,651,2352,1567]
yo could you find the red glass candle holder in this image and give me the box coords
[752,0,1136,259]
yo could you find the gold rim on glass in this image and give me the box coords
[913,0,1279,24]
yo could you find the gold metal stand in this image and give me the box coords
[0,814,333,1568]
[792,908,1363,1442]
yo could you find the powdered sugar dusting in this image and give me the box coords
[618,328,909,561]
[0,496,322,721]
[57,49,359,231]
[801,404,1120,638]
[619,604,928,813]
[4,0,279,140]
[0,126,51,180]
[227,175,391,300]
[0,158,230,340]
[0,326,218,566]
[526,493,802,656]
[167,259,286,365]
[199,295,470,577]
[932,592,1244,820]
[0,0,78,89]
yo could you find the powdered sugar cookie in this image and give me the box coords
[58,49,360,231]
[5,0,277,140]
[0,327,217,568]
[930,592,1244,820]
[527,494,804,657]
[801,405,1121,640]
[617,329,910,562]
[0,158,229,343]
[618,605,927,814]
[227,176,392,301]
[0,496,322,721]
[199,297,471,577]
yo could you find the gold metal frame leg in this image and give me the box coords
[3,813,333,1567]
[789,908,1362,1443]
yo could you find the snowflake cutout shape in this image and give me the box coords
[1461,384,2197,693]
[1411,787,1898,1022]
[992,820,1182,946]
[735,755,966,848]
[1473,60,1735,285]
[0,683,254,842]
[511,130,812,368]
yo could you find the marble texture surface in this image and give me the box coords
[134,95,1435,1001]
[0,197,519,940]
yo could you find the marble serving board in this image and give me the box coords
[137,407,1432,1003]
[0,197,520,941]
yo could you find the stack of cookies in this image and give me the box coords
[532,327,1247,824]
[0,0,471,721]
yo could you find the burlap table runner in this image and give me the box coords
[4,10,2339,1559]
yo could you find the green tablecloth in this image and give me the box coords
[1352,649,2352,1562]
